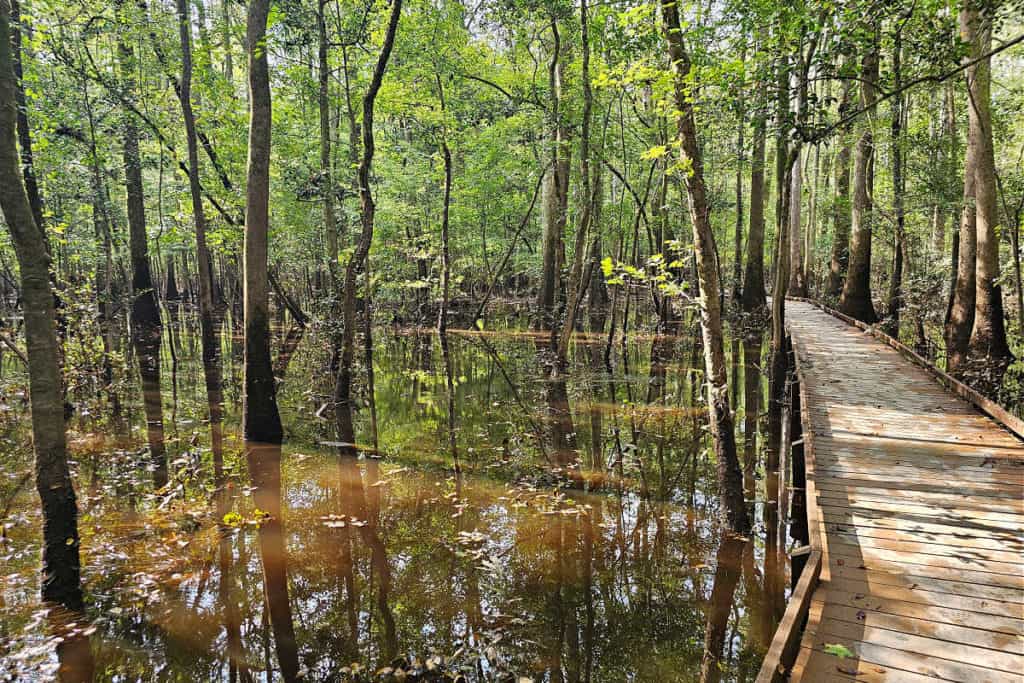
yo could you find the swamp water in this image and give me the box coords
[0,319,789,681]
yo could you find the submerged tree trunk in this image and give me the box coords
[536,19,569,332]
[662,0,749,533]
[243,0,283,444]
[116,0,166,486]
[175,0,224,471]
[964,3,1014,383]
[0,0,82,610]
[838,30,879,324]
[335,0,402,456]
[555,0,594,365]
[436,75,459,474]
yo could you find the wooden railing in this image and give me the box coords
[754,323,825,683]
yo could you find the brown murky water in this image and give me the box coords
[0,318,788,681]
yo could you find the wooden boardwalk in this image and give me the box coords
[775,300,1024,682]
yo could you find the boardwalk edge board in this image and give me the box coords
[756,319,825,683]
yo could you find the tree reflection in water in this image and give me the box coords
[0,324,788,681]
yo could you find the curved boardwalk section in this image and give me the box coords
[784,300,1024,682]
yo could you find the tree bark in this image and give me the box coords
[825,76,854,299]
[741,72,767,312]
[838,28,879,324]
[436,74,459,474]
[788,144,805,296]
[334,0,402,457]
[9,0,43,235]
[732,41,746,300]
[175,0,224,470]
[536,18,569,332]
[965,2,1014,382]
[946,16,979,375]
[116,0,166,486]
[0,0,82,611]
[243,0,283,444]
[885,30,906,338]
[318,0,337,280]
[662,0,749,534]
[555,0,594,364]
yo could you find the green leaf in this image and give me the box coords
[601,256,614,277]
[823,643,855,659]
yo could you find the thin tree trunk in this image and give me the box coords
[334,0,402,457]
[885,29,906,338]
[116,0,166,486]
[537,19,568,332]
[436,74,459,474]
[732,46,745,300]
[175,0,224,472]
[9,0,43,235]
[555,0,594,365]
[826,71,854,299]
[662,0,749,533]
[0,0,82,611]
[318,0,337,281]
[788,143,805,296]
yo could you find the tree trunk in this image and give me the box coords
[536,19,568,333]
[318,0,337,280]
[788,144,805,296]
[555,0,594,365]
[825,94,853,298]
[946,27,978,375]
[965,4,1014,383]
[9,0,43,235]
[838,30,879,324]
[436,75,459,474]
[243,0,283,444]
[768,46,793,460]
[334,0,402,457]
[741,74,767,312]
[116,0,166,486]
[662,0,749,534]
[732,42,746,300]
[221,0,233,87]
[885,31,905,338]
[0,0,82,611]
[175,0,224,470]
